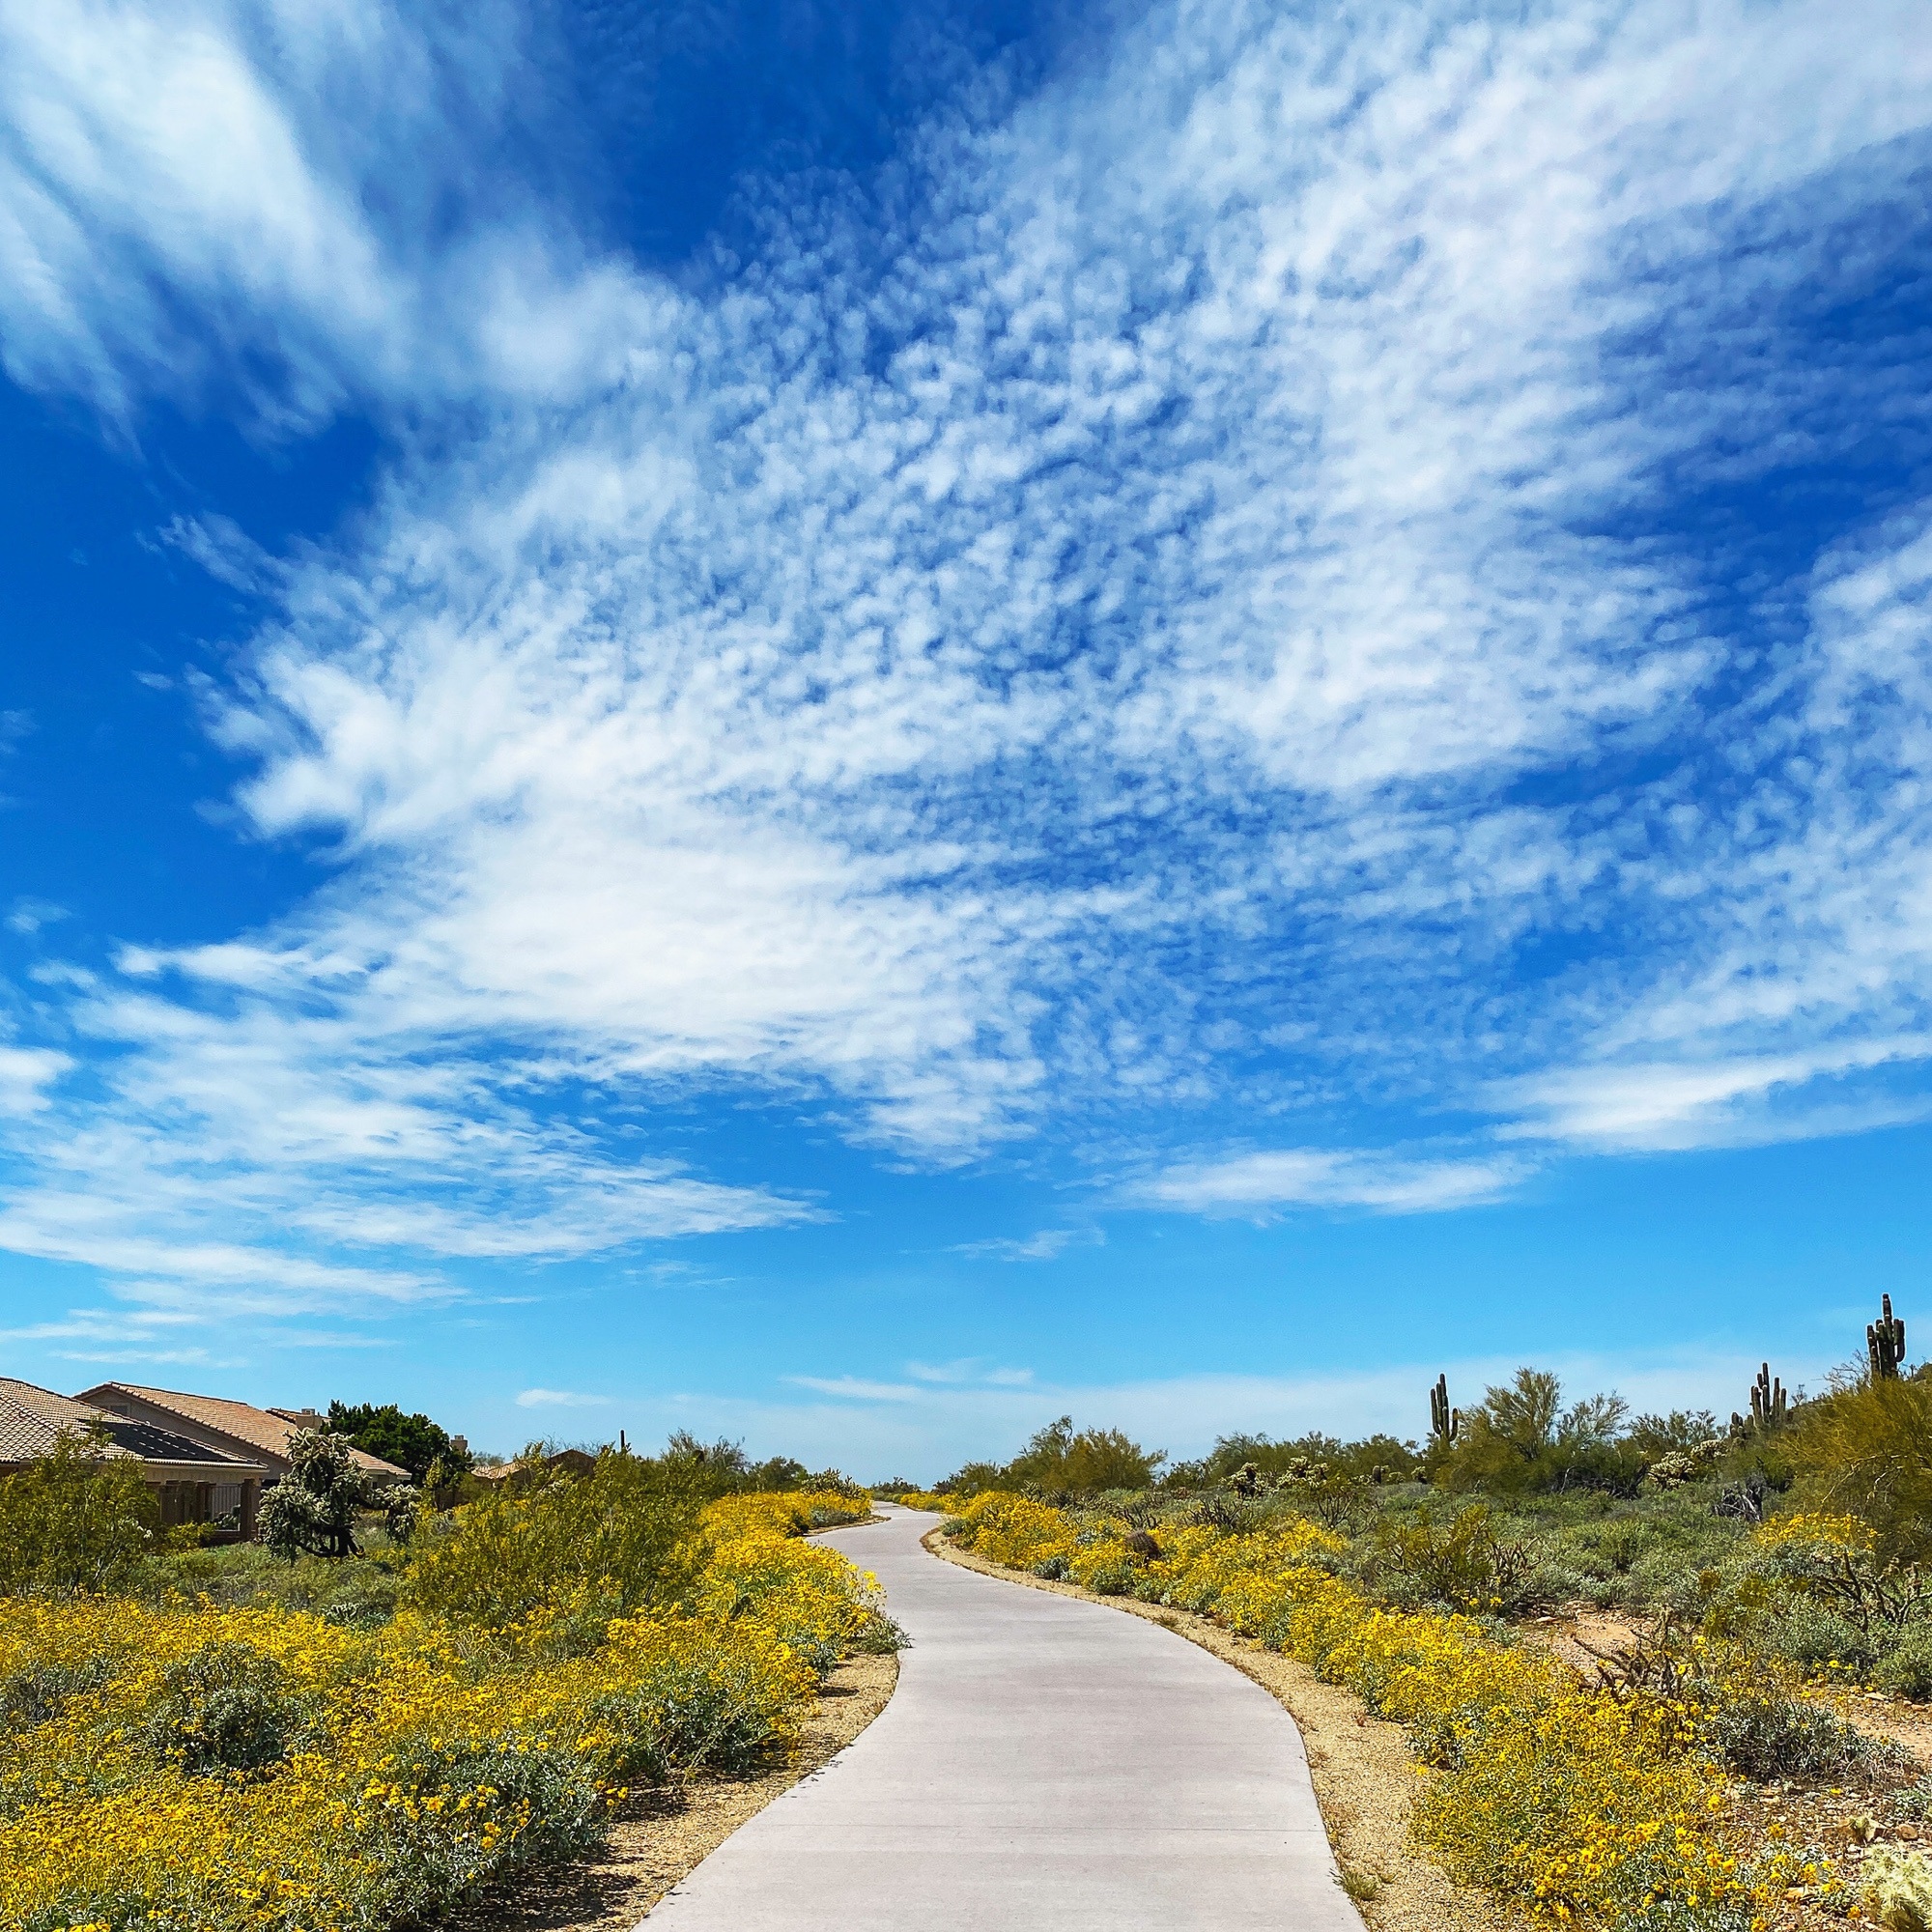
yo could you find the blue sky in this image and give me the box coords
[2,0,1931,1477]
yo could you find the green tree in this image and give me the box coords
[972,1416,1167,1498]
[327,1402,473,1483]
[1627,1409,1719,1459]
[1444,1369,1643,1494]
[0,1433,157,1596]
[1171,1429,1421,1487]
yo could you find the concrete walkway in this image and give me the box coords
[643,1505,1364,1930]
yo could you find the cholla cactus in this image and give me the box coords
[1644,1439,1722,1490]
[1276,1457,1331,1488]
[1861,1847,1932,1930]
[1871,1295,1908,1381]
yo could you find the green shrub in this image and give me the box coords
[0,1436,157,1598]
[354,1732,604,1913]
[404,1451,709,1635]
[1703,1688,1907,1784]
[1876,1630,1932,1702]
[0,1657,110,1731]
[1370,1505,1543,1612]
[1773,1596,1877,1678]
[141,1641,312,1777]
[1786,1378,1932,1563]
[584,1650,800,1784]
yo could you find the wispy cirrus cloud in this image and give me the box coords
[0,0,1930,1353]
[1137,1149,1527,1218]
[948,1230,1096,1263]
[515,1387,610,1409]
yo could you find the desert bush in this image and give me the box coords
[1370,1505,1543,1613]
[0,1656,109,1732]
[355,1731,606,1914]
[148,1541,407,1627]
[579,1631,803,1784]
[0,1435,156,1598]
[1703,1687,1908,1783]
[1876,1630,1932,1701]
[141,1639,312,1777]
[1773,1594,1878,1677]
[406,1451,711,1637]
[1785,1377,1932,1562]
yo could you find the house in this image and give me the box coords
[470,1446,601,1486]
[71,1384,411,1504]
[0,1378,268,1532]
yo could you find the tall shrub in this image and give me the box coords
[1786,1375,1932,1562]
[0,1435,156,1597]
[405,1451,711,1634]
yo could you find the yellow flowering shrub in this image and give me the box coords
[1754,1511,1875,1554]
[949,1492,1079,1572]
[0,1491,875,1932]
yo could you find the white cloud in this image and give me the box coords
[782,1376,926,1404]
[0,0,666,423]
[0,1045,71,1115]
[907,1359,1036,1386]
[0,0,1930,1341]
[515,1387,610,1408]
[1495,1043,1932,1152]
[1140,1148,1525,1216]
[949,1230,1095,1262]
[6,899,67,935]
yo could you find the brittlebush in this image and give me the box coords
[0,1492,873,1932]
[948,1492,1776,1927]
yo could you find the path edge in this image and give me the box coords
[921,1523,1517,1932]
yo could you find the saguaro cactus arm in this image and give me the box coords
[1869,1294,1907,1380]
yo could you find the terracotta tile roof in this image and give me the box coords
[0,1378,261,1473]
[81,1383,409,1479]
[0,1382,83,1463]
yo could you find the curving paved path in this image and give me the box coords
[643,1505,1365,1930]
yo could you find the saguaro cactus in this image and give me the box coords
[1429,1373,1460,1445]
[1869,1294,1907,1381]
[1748,1362,1788,1432]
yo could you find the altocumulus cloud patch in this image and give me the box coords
[0,0,1930,1345]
